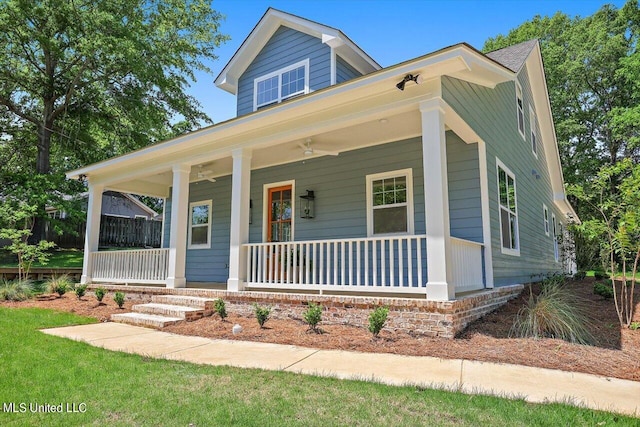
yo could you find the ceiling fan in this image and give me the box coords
[196,165,216,183]
[298,138,339,157]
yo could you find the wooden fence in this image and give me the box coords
[44,216,162,249]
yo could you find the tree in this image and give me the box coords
[570,160,638,328]
[483,0,640,269]
[0,0,228,239]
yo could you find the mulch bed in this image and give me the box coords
[3,278,639,382]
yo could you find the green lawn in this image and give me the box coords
[0,307,636,426]
[0,249,83,268]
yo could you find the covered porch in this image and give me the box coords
[69,59,508,300]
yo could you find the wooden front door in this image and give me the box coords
[267,185,292,242]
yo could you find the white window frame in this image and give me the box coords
[134,215,147,220]
[253,59,310,111]
[366,168,414,237]
[516,81,525,139]
[529,105,538,158]
[188,200,212,250]
[543,204,550,236]
[552,213,559,262]
[496,158,520,256]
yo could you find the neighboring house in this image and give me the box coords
[67,8,577,301]
[46,191,161,221]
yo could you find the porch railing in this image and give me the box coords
[450,237,484,293]
[91,248,170,284]
[245,236,484,295]
[245,236,428,294]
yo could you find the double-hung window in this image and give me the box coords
[188,200,212,249]
[552,213,559,262]
[543,204,550,236]
[497,159,519,255]
[516,82,525,138]
[366,169,414,236]
[254,59,309,110]
[530,106,538,157]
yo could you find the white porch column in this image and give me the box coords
[227,148,252,292]
[166,164,190,288]
[420,98,455,301]
[81,182,104,284]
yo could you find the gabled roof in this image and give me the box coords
[485,39,538,72]
[214,8,381,94]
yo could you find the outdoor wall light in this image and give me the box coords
[396,73,422,90]
[300,190,315,219]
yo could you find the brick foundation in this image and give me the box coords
[88,284,523,338]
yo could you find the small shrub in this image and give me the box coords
[74,284,87,299]
[253,303,272,328]
[46,275,73,297]
[0,279,33,301]
[94,287,106,303]
[630,322,640,331]
[593,271,606,280]
[511,279,595,345]
[113,292,126,309]
[594,282,614,299]
[214,298,227,320]
[573,271,586,280]
[303,302,323,333]
[368,306,390,338]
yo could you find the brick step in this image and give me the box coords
[132,303,204,321]
[152,295,218,311]
[111,312,183,329]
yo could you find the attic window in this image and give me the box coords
[254,59,310,111]
[516,82,525,139]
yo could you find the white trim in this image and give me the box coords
[262,180,295,242]
[103,213,130,219]
[365,168,414,237]
[160,197,166,249]
[477,139,494,288]
[188,200,212,250]
[330,47,337,85]
[543,204,550,236]
[253,59,310,111]
[496,158,520,256]
[529,105,538,158]
[516,81,525,139]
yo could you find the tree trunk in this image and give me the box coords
[30,121,53,243]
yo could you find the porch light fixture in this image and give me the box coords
[396,74,421,91]
[300,190,315,219]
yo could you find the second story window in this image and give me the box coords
[254,59,309,111]
[529,106,538,157]
[516,81,525,138]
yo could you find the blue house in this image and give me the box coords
[68,8,577,303]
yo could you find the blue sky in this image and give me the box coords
[193,0,627,123]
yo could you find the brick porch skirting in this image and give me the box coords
[88,284,524,338]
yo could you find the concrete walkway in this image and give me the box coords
[42,323,640,417]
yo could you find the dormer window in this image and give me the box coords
[253,59,310,111]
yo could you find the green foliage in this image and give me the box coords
[593,282,614,299]
[0,279,33,301]
[0,202,56,281]
[511,278,595,345]
[214,298,227,320]
[368,306,390,338]
[113,292,125,309]
[573,271,586,280]
[94,287,106,303]
[74,284,87,299]
[253,304,272,328]
[629,322,640,331]
[303,303,323,333]
[46,275,73,297]
[593,271,606,280]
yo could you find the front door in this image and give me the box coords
[267,185,292,242]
